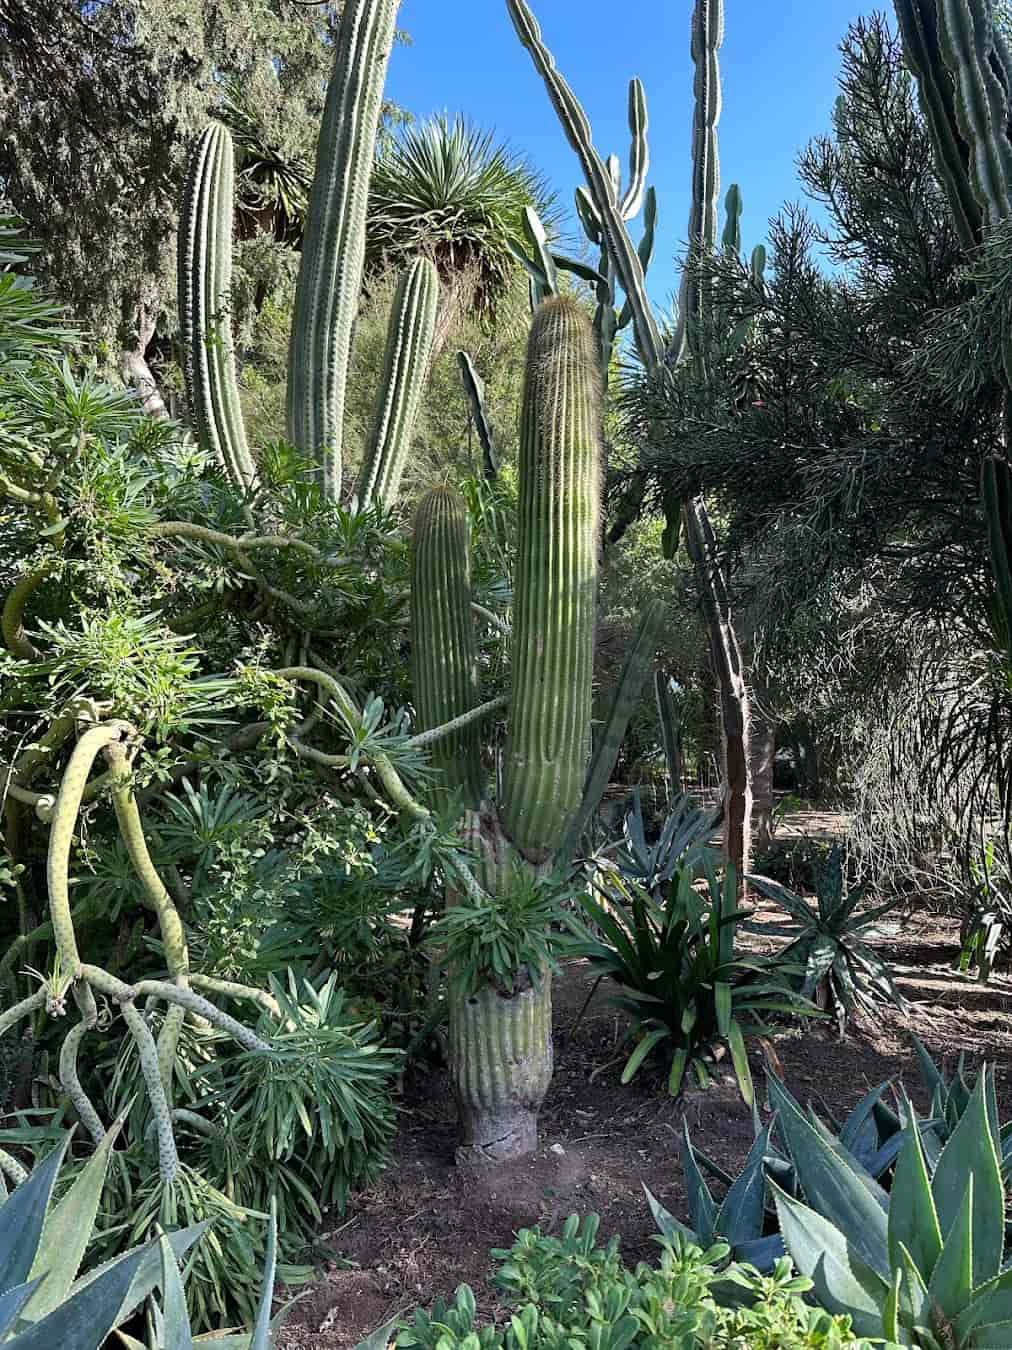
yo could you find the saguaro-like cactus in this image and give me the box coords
[411,296,603,1162]
[356,257,439,509]
[286,0,400,500]
[178,124,258,493]
[501,297,601,860]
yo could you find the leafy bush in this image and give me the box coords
[388,1215,877,1349]
[773,1064,1012,1348]
[746,844,902,1031]
[569,856,816,1103]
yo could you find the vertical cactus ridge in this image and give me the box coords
[672,0,724,366]
[935,0,1012,223]
[501,296,601,861]
[411,488,483,810]
[178,124,257,492]
[285,0,399,500]
[619,78,650,220]
[895,0,984,246]
[356,257,439,509]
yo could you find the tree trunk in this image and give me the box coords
[119,296,169,421]
[750,717,776,854]
[682,497,752,895]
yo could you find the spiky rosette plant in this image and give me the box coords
[410,295,602,1162]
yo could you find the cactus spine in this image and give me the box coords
[356,258,439,509]
[501,296,601,861]
[286,0,399,500]
[178,124,257,492]
[411,488,483,809]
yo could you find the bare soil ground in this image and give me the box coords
[278,897,1012,1350]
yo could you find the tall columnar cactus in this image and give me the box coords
[501,296,601,860]
[177,124,258,493]
[356,257,439,509]
[410,296,603,1161]
[286,0,399,500]
[411,488,483,809]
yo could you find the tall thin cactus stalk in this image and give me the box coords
[286,0,400,500]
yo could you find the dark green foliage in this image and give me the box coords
[746,845,902,1030]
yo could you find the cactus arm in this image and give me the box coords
[457,352,499,479]
[506,0,662,369]
[619,78,650,219]
[80,967,272,1052]
[103,743,190,1096]
[617,186,657,331]
[2,563,53,660]
[562,598,665,858]
[120,1001,179,1182]
[501,298,602,861]
[671,0,724,368]
[410,488,484,809]
[894,0,983,247]
[188,973,280,1019]
[935,0,1012,223]
[983,455,1012,657]
[178,124,257,493]
[0,988,46,1039]
[286,0,400,498]
[356,257,439,508]
[405,695,508,750]
[143,521,349,567]
[47,723,129,972]
[59,984,106,1145]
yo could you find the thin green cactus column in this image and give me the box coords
[286,0,399,499]
[178,124,257,492]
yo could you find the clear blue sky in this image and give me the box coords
[385,1,875,306]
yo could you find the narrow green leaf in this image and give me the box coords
[621,1028,667,1084]
[726,1020,753,1106]
[927,1177,974,1319]
[889,1096,942,1279]
[931,1069,1004,1288]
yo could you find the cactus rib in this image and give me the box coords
[178,124,257,492]
[356,257,440,508]
[286,0,400,498]
[501,297,601,860]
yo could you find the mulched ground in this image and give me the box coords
[277,905,1012,1350]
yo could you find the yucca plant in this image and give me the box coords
[0,1119,281,1349]
[746,845,902,1031]
[568,857,816,1104]
[773,1064,1012,1348]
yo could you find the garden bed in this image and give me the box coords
[279,909,1012,1349]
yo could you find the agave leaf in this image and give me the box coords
[680,1122,718,1242]
[68,1222,209,1331]
[642,1184,696,1244]
[0,1136,70,1297]
[931,1070,1004,1289]
[715,1119,774,1245]
[157,1232,193,1350]
[888,1097,942,1279]
[953,1266,1012,1341]
[911,1036,944,1100]
[5,1238,156,1350]
[840,1081,893,1166]
[771,1181,887,1338]
[766,1072,889,1277]
[0,1280,43,1340]
[25,1112,127,1323]
[733,1233,785,1271]
[927,1176,974,1319]
[249,1198,278,1350]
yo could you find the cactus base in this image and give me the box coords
[450,978,553,1165]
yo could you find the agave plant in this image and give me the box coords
[609,790,720,901]
[746,845,902,1031]
[0,1119,281,1349]
[910,1036,1012,1178]
[568,856,817,1104]
[773,1065,1012,1348]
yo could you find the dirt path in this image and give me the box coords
[277,907,1012,1350]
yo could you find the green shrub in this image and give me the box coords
[388,1215,877,1349]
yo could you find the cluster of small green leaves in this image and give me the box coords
[393,1216,875,1350]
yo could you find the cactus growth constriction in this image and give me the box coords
[286,0,399,499]
[177,123,257,492]
[357,257,439,508]
[411,487,483,809]
[501,296,601,861]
